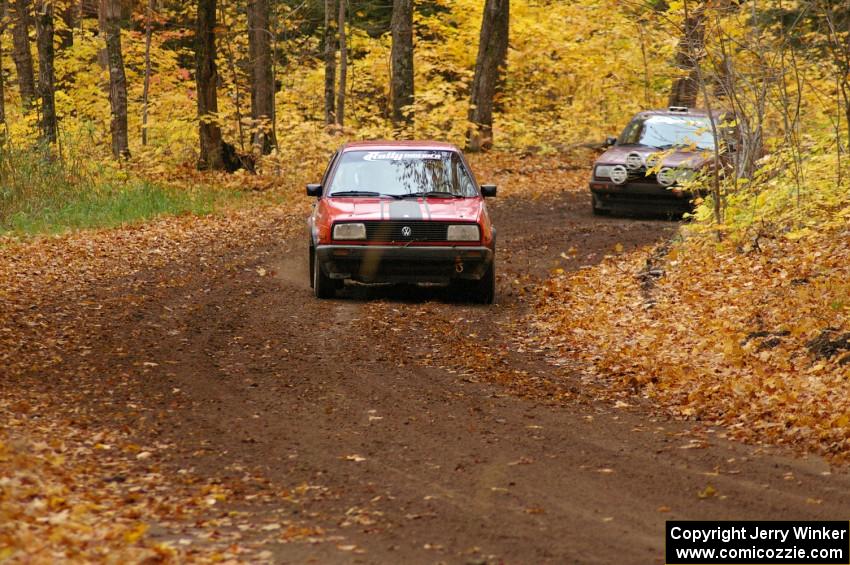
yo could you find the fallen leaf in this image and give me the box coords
[697,485,717,499]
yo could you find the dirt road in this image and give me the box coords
[12,191,850,563]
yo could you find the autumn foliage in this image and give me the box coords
[535,219,850,455]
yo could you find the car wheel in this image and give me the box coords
[473,262,496,305]
[308,244,315,288]
[592,194,610,216]
[313,249,335,299]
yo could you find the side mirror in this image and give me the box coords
[604,136,617,147]
[306,183,322,197]
[480,184,497,197]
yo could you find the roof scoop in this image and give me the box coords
[668,106,689,113]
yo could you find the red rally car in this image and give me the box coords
[306,141,498,303]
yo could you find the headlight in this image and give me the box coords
[595,165,613,179]
[610,165,629,185]
[333,223,366,240]
[625,152,644,170]
[658,168,695,187]
[657,167,675,186]
[446,224,480,241]
[675,169,696,183]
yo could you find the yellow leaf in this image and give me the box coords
[697,485,717,499]
[124,523,148,544]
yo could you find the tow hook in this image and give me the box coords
[455,259,464,273]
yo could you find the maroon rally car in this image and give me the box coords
[307,141,497,303]
[590,107,723,215]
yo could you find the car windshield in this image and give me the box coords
[618,115,716,150]
[327,150,478,198]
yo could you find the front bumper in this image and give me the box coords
[590,180,699,213]
[316,245,494,284]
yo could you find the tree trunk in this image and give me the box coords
[99,0,129,158]
[841,0,850,151]
[248,0,275,154]
[335,0,346,127]
[35,0,56,143]
[323,0,335,125]
[668,3,705,108]
[196,0,225,170]
[219,0,245,150]
[11,0,36,109]
[390,0,413,129]
[467,0,509,152]
[141,0,153,146]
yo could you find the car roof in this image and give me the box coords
[341,140,460,152]
[636,108,724,119]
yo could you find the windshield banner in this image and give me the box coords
[363,151,443,161]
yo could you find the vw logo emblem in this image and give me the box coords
[401,226,413,237]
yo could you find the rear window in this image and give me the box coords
[327,150,477,198]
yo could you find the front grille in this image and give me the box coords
[597,168,660,185]
[361,220,449,242]
[626,168,659,184]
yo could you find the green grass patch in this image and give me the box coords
[0,145,242,235]
[2,181,238,234]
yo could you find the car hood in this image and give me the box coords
[596,145,713,169]
[323,197,483,222]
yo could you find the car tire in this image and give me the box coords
[591,194,610,216]
[308,244,315,289]
[313,249,336,299]
[472,262,496,305]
